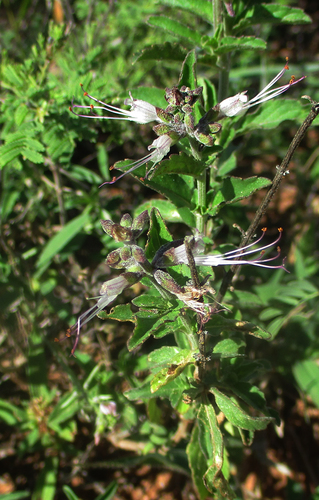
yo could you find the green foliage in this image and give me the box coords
[1,0,318,499]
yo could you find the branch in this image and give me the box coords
[216,97,319,304]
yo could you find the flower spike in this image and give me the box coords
[218,59,306,117]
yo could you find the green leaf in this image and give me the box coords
[211,387,274,431]
[135,199,196,227]
[206,315,271,340]
[27,330,50,400]
[0,400,26,425]
[125,375,189,408]
[160,0,214,24]
[3,64,24,87]
[196,397,235,498]
[145,174,196,211]
[212,338,246,358]
[62,485,80,500]
[150,349,193,392]
[134,42,186,63]
[36,209,91,269]
[237,99,309,134]
[96,481,118,500]
[208,176,272,215]
[32,456,58,500]
[21,147,44,164]
[127,309,180,350]
[103,304,134,322]
[187,423,212,500]
[148,16,201,45]
[132,294,172,310]
[152,152,215,179]
[48,391,80,427]
[234,4,312,31]
[0,493,30,500]
[0,139,26,167]
[148,346,183,366]
[145,207,173,260]
[217,151,237,176]
[293,360,319,409]
[214,36,267,55]
[178,49,197,89]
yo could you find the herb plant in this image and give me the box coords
[1,1,319,499]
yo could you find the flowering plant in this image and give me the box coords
[63,43,314,498]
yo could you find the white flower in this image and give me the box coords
[57,272,141,355]
[101,134,175,185]
[160,228,287,270]
[70,87,160,124]
[218,61,305,117]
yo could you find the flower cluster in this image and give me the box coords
[57,213,287,355]
[70,59,304,184]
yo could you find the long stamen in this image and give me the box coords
[70,85,159,124]
[193,228,287,270]
[221,228,283,259]
[99,153,155,186]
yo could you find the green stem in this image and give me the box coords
[212,0,223,34]
[196,171,207,234]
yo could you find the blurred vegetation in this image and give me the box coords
[1,0,319,499]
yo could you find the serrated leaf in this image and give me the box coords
[145,173,196,211]
[234,4,312,31]
[208,176,272,215]
[161,0,214,24]
[134,42,186,63]
[135,199,196,227]
[127,309,180,350]
[212,338,246,357]
[214,36,267,55]
[148,16,201,45]
[187,424,212,500]
[151,152,209,179]
[101,304,134,322]
[145,207,173,260]
[150,349,193,392]
[132,294,172,309]
[196,397,234,497]
[125,375,189,408]
[178,49,197,89]
[211,387,274,431]
[148,346,183,366]
[237,99,308,134]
